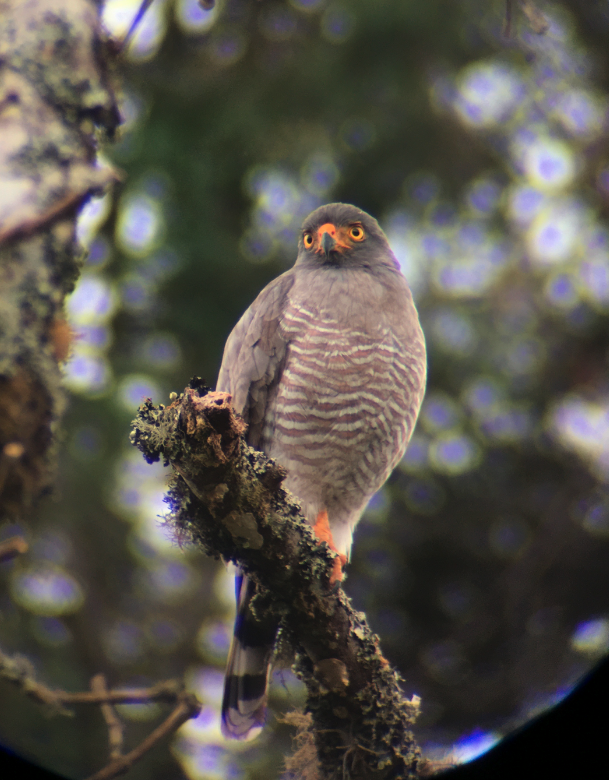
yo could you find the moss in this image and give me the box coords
[130,385,422,780]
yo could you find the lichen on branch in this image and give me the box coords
[0,0,120,522]
[130,379,421,780]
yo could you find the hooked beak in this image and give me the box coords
[320,231,337,256]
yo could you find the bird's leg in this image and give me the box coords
[312,509,347,585]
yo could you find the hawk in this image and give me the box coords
[217,203,426,739]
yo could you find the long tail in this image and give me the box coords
[221,573,277,740]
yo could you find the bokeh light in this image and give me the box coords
[520,137,576,191]
[454,61,524,128]
[142,333,181,369]
[488,517,530,558]
[148,619,183,652]
[432,235,511,298]
[174,667,251,780]
[526,200,584,265]
[321,4,356,44]
[77,193,112,248]
[197,621,232,664]
[103,620,145,664]
[554,89,606,138]
[259,5,298,41]
[30,616,73,648]
[429,433,481,475]
[551,396,609,477]
[175,0,218,34]
[136,559,198,604]
[544,272,579,309]
[11,566,85,617]
[507,185,547,227]
[242,164,330,261]
[580,500,609,537]
[420,393,460,433]
[466,176,503,215]
[580,254,609,309]
[66,276,117,326]
[102,0,168,61]
[63,354,112,396]
[452,730,501,763]
[429,309,478,355]
[117,374,162,411]
[400,434,429,473]
[570,617,609,656]
[383,211,427,297]
[64,272,118,396]
[208,31,247,67]
[116,193,166,257]
[30,531,72,566]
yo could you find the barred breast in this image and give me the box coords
[263,291,425,557]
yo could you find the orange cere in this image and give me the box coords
[315,223,350,253]
[317,223,337,237]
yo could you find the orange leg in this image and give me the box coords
[312,509,347,585]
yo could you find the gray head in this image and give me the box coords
[296,203,399,271]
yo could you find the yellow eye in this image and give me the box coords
[349,225,365,241]
[303,232,314,248]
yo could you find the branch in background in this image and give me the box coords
[519,0,550,34]
[130,381,422,780]
[0,534,28,564]
[91,675,125,760]
[504,0,514,37]
[0,646,191,711]
[119,0,216,54]
[119,0,155,53]
[504,0,549,37]
[0,646,201,778]
[84,691,200,780]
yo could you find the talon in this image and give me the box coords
[313,510,347,586]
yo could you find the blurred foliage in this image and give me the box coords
[2,0,609,777]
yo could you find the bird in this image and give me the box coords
[216,202,426,740]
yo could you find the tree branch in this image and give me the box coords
[0,645,190,712]
[0,534,28,563]
[84,692,201,780]
[0,646,201,778]
[130,380,421,780]
[91,675,125,760]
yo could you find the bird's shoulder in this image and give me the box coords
[217,269,295,425]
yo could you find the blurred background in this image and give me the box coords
[2,0,609,777]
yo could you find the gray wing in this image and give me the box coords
[217,269,295,449]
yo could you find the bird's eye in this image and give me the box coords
[303,233,314,248]
[349,225,365,241]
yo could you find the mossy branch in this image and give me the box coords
[130,379,422,780]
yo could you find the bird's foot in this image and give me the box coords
[312,509,347,586]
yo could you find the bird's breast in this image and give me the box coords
[262,300,421,461]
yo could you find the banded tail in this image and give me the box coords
[221,574,277,740]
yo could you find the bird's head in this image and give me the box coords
[297,203,399,271]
